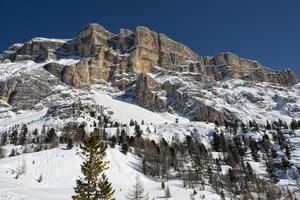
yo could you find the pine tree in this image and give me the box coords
[73,132,115,200]
[161,181,165,189]
[134,124,143,137]
[19,124,28,145]
[10,129,18,145]
[110,135,116,148]
[9,148,16,157]
[45,127,57,143]
[121,142,129,155]
[0,146,3,158]
[67,138,74,150]
[129,119,135,126]
[98,174,115,200]
[126,176,149,200]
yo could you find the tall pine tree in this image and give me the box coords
[73,132,115,200]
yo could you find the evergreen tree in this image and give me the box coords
[249,140,259,162]
[32,128,39,137]
[67,138,74,150]
[73,132,115,200]
[286,145,291,160]
[121,142,129,155]
[45,128,57,143]
[142,158,147,175]
[110,135,116,148]
[9,148,16,157]
[98,174,115,200]
[161,181,165,189]
[10,129,18,145]
[0,146,3,158]
[134,124,143,137]
[129,119,135,126]
[19,124,28,145]
[0,132,8,145]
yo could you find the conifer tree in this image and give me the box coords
[19,124,28,145]
[0,146,3,158]
[134,124,143,137]
[129,119,135,126]
[121,142,129,155]
[73,132,115,200]
[67,138,74,150]
[10,129,18,145]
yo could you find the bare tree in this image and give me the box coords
[126,175,149,200]
[16,158,26,175]
[164,186,171,199]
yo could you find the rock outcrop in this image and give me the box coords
[76,23,115,57]
[133,73,236,124]
[0,22,298,124]
[2,23,297,87]
[0,78,20,102]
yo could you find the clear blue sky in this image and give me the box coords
[0,0,299,77]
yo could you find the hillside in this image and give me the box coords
[0,23,299,200]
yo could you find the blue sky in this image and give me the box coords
[0,0,299,77]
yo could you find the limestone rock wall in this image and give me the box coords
[0,23,298,119]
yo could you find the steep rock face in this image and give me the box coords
[3,23,297,88]
[117,29,135,53]
[134,73,166,111]
[0,78,20,102]
[202,53,298,86]
[129,26,201,73]
[0,23,298,124]
[44,62,65,80]
[129,26,159,73]
[133,73,235,124]
[61,47,130,87]
[8,38,76,62]
[76,23,115,57]
[8,76,53,110]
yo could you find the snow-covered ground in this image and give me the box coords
[0,146,220,200]
[93,91,190,125]
[0,53,299,199]
[0,89,190,133]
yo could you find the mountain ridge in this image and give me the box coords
[1,23,298,85]
[0,23,299,125]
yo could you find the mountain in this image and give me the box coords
[0,23,299,124]
[0,23,300,200]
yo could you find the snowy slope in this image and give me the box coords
[0,147,220,200]
[93,91,190,125]
[0,59,80,80]
[0,89,190,134]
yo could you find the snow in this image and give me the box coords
[0,109,48,132]
[30,37,71,43]
[93,91,190,125]
[0,147,221,200]
[0,58,80,81]
[210,79,300,123]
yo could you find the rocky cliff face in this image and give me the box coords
[0,23,298,124]
[2,23,297,87]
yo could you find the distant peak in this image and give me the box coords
[81,23,115,36]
